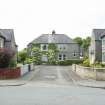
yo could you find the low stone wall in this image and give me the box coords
[20,63,34,76]
[0,67,20,79]
[72,64,105,80]
[20,64,29,76]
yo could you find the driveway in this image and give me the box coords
[28,65,82,86]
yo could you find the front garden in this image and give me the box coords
[0,48,20,79]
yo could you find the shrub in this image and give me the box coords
[90,61,105,68]
[47,61,56,65]
[9,58,17,67]
[57,60,83,65]
[82,59,90,67]
[0,48,15,68]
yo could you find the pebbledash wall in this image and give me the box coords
[20,63,34,76]
[0,63,34,79]
[72,64,105,81]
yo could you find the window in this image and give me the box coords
[58,54,66,60]
[58,44,66,50]
[60,47,62,50]
[73,51,76,56]
[41,44,48,51]
[59,54,62,60]
[43,45,47,50]
[63,54,66,60]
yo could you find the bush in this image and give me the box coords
[0,48,15,68]
[90,61,105,68]
[57,60,83,65]
[9,58,17,67]
[82,59,90,67]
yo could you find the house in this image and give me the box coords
[89,29,105,64]
[27,30,80,62]
[0,29,17,53]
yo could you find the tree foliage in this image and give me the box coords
[74,37,83,46]
[0,48,15,68]
[18,48,27,64]
[74,36,91,56]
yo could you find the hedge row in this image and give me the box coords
[40,60,83,65]
[57,60,83,65]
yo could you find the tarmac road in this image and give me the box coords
[0,65,105,105]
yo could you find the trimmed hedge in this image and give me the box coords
[57,60,83,65]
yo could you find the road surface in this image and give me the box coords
[0,65,105,105]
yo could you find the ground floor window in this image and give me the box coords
[59,54,62,60]
[41,55,48,62]
[58,54,66,60]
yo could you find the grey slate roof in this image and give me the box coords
[92,29,105,40]
[0,29,14,41]
[31,33,76,44]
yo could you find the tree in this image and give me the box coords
[74,36,91,57]
[0,48,15,68]
[73,37,83,46]
[82,37,91,49]
[18,48,27,64]
[82,37,91,56]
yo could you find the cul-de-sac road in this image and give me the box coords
[0,65,105,105]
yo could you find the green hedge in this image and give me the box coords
[57,60,83,65]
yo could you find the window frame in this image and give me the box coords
[41,44,48,51]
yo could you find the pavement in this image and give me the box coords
[0,69,36,86]
[77,79,105,89]
[0,65,105,89]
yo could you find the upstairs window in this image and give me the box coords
[73,51,76,57]
[58,44,66,50]
[43,45,47,50]
[41,44,48,51]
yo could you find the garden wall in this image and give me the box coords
[0,67,20,79]
[20,63,34,76]
[72,64,105,80]
[0,63,34,79]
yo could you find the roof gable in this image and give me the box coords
[92,29,105,40]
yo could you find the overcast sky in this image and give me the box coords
[0,0,105,50]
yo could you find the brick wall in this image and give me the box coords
[0,67,20,79]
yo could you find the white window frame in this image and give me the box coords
[41,44,48,51]
[58,54,66,61]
